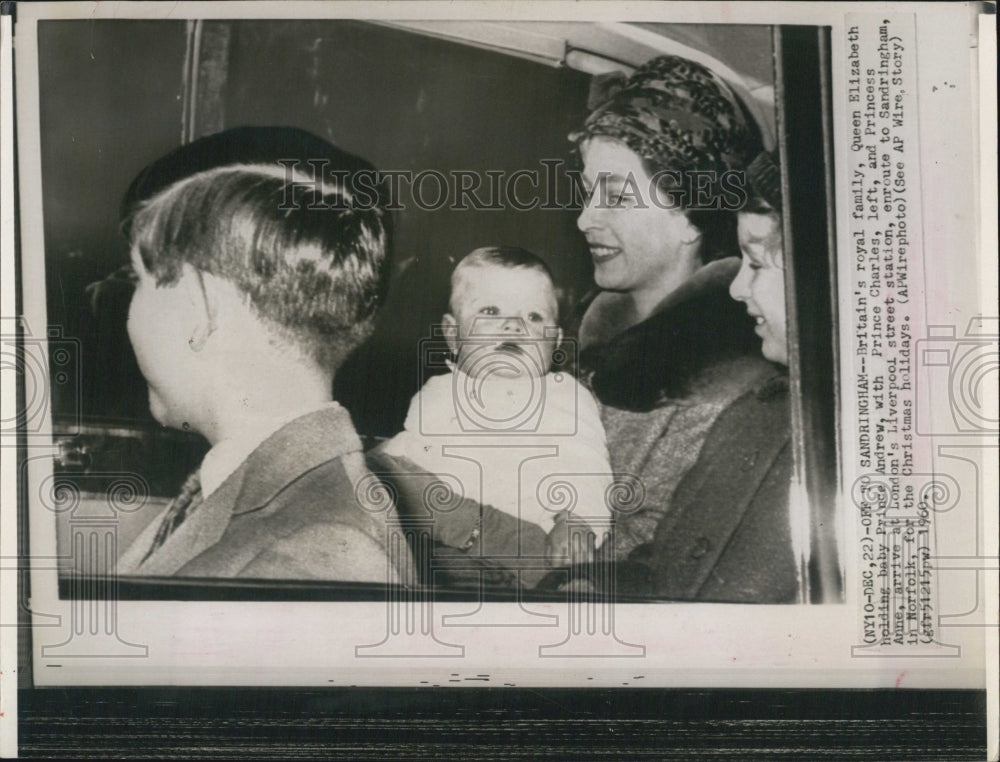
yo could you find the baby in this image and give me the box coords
[381,246,614,577]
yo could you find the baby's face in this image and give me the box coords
[447,266,561,378]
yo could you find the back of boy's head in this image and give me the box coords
[129,163,388,373]
[449,246,557,315]
[119,126,390,237]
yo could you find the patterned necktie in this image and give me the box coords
[141,470,203,564]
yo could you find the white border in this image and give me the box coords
[1,12,19,758]
[6,1,994,700]
[977,12,999,762]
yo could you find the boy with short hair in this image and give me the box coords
[117,152,409,584]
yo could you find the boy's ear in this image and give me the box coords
[441,313,459,355]
[179,263,218,352]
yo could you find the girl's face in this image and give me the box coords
[576,137,700,299]
[730,211,788,365]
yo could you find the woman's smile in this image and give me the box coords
[587,242,623,263]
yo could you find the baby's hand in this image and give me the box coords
[544,510,596,567]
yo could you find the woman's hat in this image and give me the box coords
[571,55,760,179]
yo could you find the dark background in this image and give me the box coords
[38,19,592,441]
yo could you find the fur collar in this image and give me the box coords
[577,258,763,411]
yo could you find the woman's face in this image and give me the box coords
[730,210,787,365]
[576,137,700,299]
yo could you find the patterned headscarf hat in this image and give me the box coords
[571,55,759,181]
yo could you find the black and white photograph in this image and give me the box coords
[1,2,994,759]
[29,17,840,604]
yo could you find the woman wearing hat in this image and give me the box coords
[572,55,780,561]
